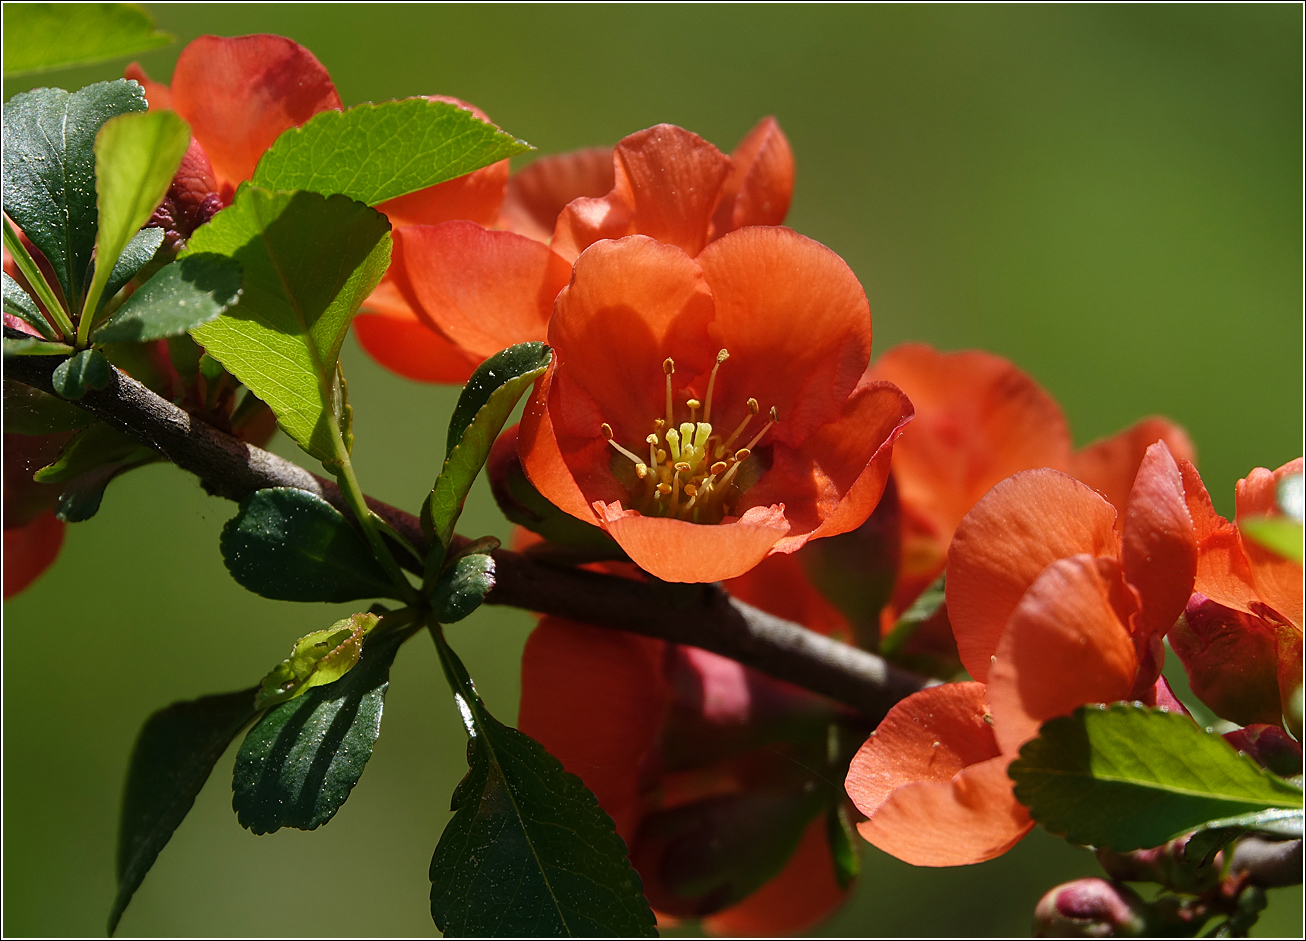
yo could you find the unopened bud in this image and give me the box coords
[1033,879,1146,937]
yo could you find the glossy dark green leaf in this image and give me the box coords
[109,686,258,935]
[1184,807,1304,868]
[187,187,391,462]
[5,3,171,77]
[3,272,56,339]
[255,612,379,710]
[251,97,532,205]
[98,226,165,314]
[94,254,242,343]
[233,621,414,834]
[431,543,497,623]
[429,631,656,938]
[422,343,552,558]
[82,110,191,319]
[1,80,147,304]
[2,380,95,434]
[1010,704,1304,852]
[33,421,157,521]
[50,348,113,398]
[220,488,397,602]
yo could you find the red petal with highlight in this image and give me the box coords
[1236,459,1304,629]
[169,34,342,194]
[501,147,616,242]
[353,279,480,384]
[947,470,1119,683]
[698,227,871,448]
[1072,417,1197,517]
[1179,459,1262,616]
[988,555,1138,754]
[518,618,667,841]
[713,117,795,235]
[392,222,569,361]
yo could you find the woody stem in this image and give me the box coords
[5,340,933,721]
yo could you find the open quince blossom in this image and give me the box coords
[518,552,855,935]
[845,441,1199,866]
[517,228,912,583]
[1169,458,1303,729]
[361,119,794,383]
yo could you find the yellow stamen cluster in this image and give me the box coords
[601,349,778,524]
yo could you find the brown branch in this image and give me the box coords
[5,349,931,721]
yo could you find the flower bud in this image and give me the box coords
[1168,595,1285,727]
[1223,723,1303,777]
[147,137,222,251]
[1033,879,1147,937]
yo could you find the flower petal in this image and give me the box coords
[867,343,1072,548]
[947,470,1120,683]
[1236,459,1304,629]
[1120,442,1197,648]
[712,117,795,236]
[391,221,569,360]
[353,278,480,384]
[701,815,848,938]
[500,147,616,242]
[124,62,171,110]
[988,555,1139,755]
[740,380,912,550]
[1179,458,1263,616]
[552,124,733,262]
[1170,596,1287,728]
[594,503,791,584]
[518,617,668,842]
[1071,417,1197,518]
[697,226,872,448]
[3,510,64,599]
[846,683,1031,867]
[169,34,342,195]
[518,361,613,524]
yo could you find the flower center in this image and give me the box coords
[600,349,778,524]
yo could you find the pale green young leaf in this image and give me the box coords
[4,3,171,77]
[255,612,380,710]
[186,187,391,461]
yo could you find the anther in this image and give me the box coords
[683,483,698,498]
[718,397,761,456]
[635,464,649,479]
[735,448,750,462]
[600,423,614,439]
[703,349,729,424]
[663,357,675,375]
[657,482,672,495]
[674,461,691,472]
[710,461,728,475]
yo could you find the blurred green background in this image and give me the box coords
[3,3,1302,936]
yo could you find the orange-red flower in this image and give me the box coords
[865,343,1195,652]
[1169,458,1303,728]
[126,34,512,380]
[3,432,71,599]
[518,553,855,935]
[516,229,912,583]
[845,442,1200,866]
[362,120,795,384]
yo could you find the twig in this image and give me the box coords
[5,346,932,720]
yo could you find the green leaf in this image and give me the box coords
[3,272,56,339]
[33,421,157,521]
[251,97,532,206]
[422,343,551,561]
[82,110,191,321]
[4,3,172,77]
[880,572,946,658]
[98,226,166,314]
[2,380,95,434]
[429,630,657,938]
[1239,517,1304,565]
[431,542,497,623]
[187,187,391,462]
[1009,704,1304,852]
[3,337,72,357]
[2,80,148,304]
[255,612,380,711]
[232,620,415,834]
[109,686,258,935]
[827,803,860,891]
[219,488,397,603]
[1184,807,1304,868]
[94,254,243,343]
[50,348,112,399]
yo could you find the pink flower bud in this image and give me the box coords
[1033,878,1147,937]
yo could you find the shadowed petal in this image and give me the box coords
[1236,459,1304,629]
[712,117,795,235]
[1179,458,1262,616]
[518,618,668,842]
[594,503,791,584]
[698,227,872,448]
[353,304,480,386]
[391,221,570,361]
[947,469,1119,682]
[169,34,342,195]
[1072,417,1197,518]
[501,147,615,242]
[988,555,1139,755]
[1170,596,1287,728]
[723,549,851,639]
